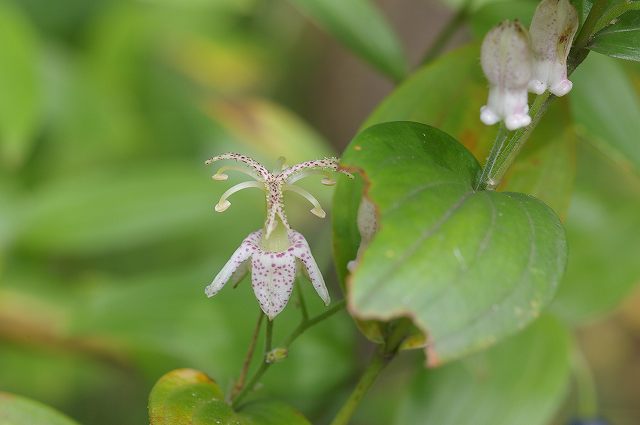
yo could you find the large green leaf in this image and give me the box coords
[149,369,311,425]
[551,141,640,323]
[287,0,408,81]
[0,393,80,425]
[334,122,567,364]
[570,53,640,173]
[0,1,42,167]
[395,316,571,425]
[364,44,576,217]
[589,11,640,61]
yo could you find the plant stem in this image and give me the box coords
[328,347,389,425]
[230,312,265,400]
[231,300,346,407]
[283,299,345,347]
[420,0,473,66]
[475,124,508,190]
[574,0,611,50]
[328,319,412,425]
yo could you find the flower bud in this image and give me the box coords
[480,21,533,131]
[528,0,579,96]
[266,347,288,364]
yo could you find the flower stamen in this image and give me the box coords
[285,184,326,218]
[215,181,264,213]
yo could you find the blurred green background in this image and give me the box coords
[0,0,639,424]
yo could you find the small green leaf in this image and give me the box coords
[149,369,311,425]
[0,392,80,425]
[589,11,640,61]
[396,316,571,425]
[551,142,640,323]
[335,122,567,364]
[570,53,640,173]
[287,0,408,81]
[0,1,42,167]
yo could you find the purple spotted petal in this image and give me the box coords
[205,231,260,297]
[251,248,297,320]
[290,230,330,305]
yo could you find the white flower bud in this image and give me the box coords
[528,0,579,97]
[480,21,533,131]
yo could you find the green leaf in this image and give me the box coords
[364,44,576,217]
[287,0,408,81]
[589,11,640,61]
[570,53,640,173]
[334,122,567,364]
[0,1,42,167]
[0,392,80,425]
[149,369,311,425]
[396,316,571,425]
[551,142,640,323]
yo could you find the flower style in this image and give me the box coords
[204,153,352,319]
[480,20,533,131]
[528,0,579,97]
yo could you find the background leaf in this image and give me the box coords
[0,1,42,167]
[589,11,640,61]
[570,53,640,174]
[335,121,567,364]
[149,369,311,425]
[395,316,571,425]
[287,0,408,81]
[551,141,640,324]
[0,392,80,425]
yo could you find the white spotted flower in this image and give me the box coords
[480,20,533,131]
[204,153,352,320]
[528,0,579,97]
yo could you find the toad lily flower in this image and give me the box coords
[528,0,579,97]
[480,20,533,131]
[204,153,352,320]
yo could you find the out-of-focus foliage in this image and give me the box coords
[0,0,352,424]
[1,0,640,424]
[0,392,80,425]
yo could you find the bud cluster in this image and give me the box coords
[480,0,579,131]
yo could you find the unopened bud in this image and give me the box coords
[528,0,579,96]
[480,21,533,131]
[266,347,288,363]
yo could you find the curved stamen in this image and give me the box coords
[279,157,354,182]
[212,165,261,182]
[285,184,326,218]
[205,153,270,180]
[215,181,264,213]
[286,169,336,186]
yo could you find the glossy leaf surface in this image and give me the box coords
[0,393,80,425]
[334,121,567,364]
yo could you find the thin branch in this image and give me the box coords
[230,312,264,400]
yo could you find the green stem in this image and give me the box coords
[420,0,473,66]
[574,0,611,50]
[230,312,265,400]
[328,319,412,425]
[231,300,346,407]
[594,1,640,34]
[328,347,389,425]
[283,299,346,347]
[475,124,509,190]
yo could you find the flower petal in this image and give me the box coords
[290,230,330,306]
[205,231,260,297]
[251,249,297,320]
